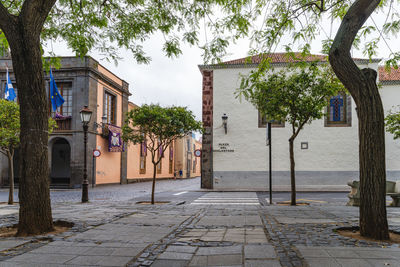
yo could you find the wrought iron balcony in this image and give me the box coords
[54,116,72,131]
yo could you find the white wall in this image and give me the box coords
[212,65,400,189]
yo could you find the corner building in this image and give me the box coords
[0,56,130,188]
[200,53,400,190]
[0,56,201,188]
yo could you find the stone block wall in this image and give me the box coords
[201,70,213,189]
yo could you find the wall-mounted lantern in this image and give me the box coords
[222,113,228,134]
[94,115,109,137]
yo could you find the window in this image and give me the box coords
[139,138,146,174]
[104,91,116,124]
[169,145,173,174]
[187,138,191,152]
[325,93,352,127]
[49,82,72,117]
[258,111,285,128]
[157,142,162,174]
[193,158,197,173]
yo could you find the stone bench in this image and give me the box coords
[347,180,400,207]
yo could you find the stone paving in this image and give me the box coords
[0,187,398,266]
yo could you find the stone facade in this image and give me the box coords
[201,70,213,189]
[0,56,130,188]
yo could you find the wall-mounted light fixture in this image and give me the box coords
[94,115,108,137]
[222,113,228,134]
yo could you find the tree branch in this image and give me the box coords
[19,0,57,35]
[329,0,381,103]
[0,2,14,30]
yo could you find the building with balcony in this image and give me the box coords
[0,56,130,188]
[0,56,201,188]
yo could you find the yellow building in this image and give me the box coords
[174,133,202,179]
[125,102,201,182]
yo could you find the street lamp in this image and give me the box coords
[80,105,92,203]
[222,113,228,134]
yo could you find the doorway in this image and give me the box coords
[51,138,71,185]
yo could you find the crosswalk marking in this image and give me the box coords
[191,203,259,205]
[191,193,260,205]
[173,191,188,196]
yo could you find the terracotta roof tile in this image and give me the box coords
[379,66,400,82]
[222,53,327,64]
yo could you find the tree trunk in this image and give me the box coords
[329,0,389,240]
[7,150,14,205]
[357,69,388,239]
[289,138,296,206]
[4,18,54,236]
[151,162,157,204]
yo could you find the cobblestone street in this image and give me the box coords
[0,178,398,266]
[0,177,201,204]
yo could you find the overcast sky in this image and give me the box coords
[45,9,396,123]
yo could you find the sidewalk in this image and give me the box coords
[0,192,398,266]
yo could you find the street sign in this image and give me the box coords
[194,149,202,157]
[93,149,101,157]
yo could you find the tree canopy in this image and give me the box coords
[238,62,344,129]
[238,62,344,205]
[123,104,202,204]
[122,104,202,153]
[0,99,20,153]
[385,107,400,140]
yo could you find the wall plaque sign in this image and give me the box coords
[213,143,234,152]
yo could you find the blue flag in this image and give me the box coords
[5,68,16,101]
[49,69,64,111]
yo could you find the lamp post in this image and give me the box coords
[267,122,272,205]
[80,105,92,203]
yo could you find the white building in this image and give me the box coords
[199,53,400,190]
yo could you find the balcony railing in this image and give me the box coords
[54,117,72,131]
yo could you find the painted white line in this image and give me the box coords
[194,200,259,202]
[197,198,259,200]
[190,203,260,205]
[173,191,188,196]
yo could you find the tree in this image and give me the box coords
[238,62,343,205]
[328,0,390,241]
[122,104,202,204]
[385,107,400,139]
[0,100,57,206]
[0,0,221,235]
[0,0,395,240]
[0,100,20,205]
[212,0,399,241]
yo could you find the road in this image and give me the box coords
[0,177,361,205]
[0,177,201,203]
